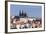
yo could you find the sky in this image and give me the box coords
[10,4,42,18]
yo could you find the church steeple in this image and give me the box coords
[19,10,21,16]
[19,10,27,17]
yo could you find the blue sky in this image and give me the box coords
[10,4,42,18]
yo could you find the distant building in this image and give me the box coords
[19,10,27,18]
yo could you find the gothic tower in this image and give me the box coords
[19,10,27,17]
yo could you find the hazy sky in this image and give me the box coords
[10,4,42,18]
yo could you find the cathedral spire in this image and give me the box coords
[19,10,21,16]
[19,10,27,17]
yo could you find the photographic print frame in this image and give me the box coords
[5,1,45,33]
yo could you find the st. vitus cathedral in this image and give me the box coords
[19,10,27,17]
